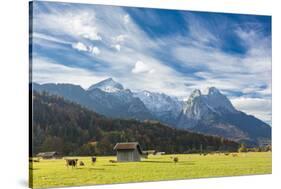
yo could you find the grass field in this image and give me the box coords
[30,152,272,188]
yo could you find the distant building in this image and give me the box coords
[155,152,165,155]
[36,151,60,159]
[142,150,156,155]
[113,142,143,162]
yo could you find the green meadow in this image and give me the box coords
[30,152,272,188]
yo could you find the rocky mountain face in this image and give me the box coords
[177,87,271,145]
[177,87,237,129]
[32,78,271,146]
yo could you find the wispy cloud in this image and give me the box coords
[32,56,107,88]
[72,42,88,52]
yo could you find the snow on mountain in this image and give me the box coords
[87,78,124,93]
[133,90,183,125]
[88,78,137,104]
[87,78,153,120]
[134,91,183,116]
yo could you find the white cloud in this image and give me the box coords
[111,35,126,52]
[72,42,101,55]
[72,42,88,52]
[89,46,100,55]
[112,44,121,51]
[113,35,126,43]
[35,9,102,41]
[123,14,130,24]
[132,61,155,74]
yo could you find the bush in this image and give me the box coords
[238,144,247,153]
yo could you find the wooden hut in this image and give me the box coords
[36,151,60,159]
[113,142,143,162]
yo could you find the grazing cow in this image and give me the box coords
[79,161,85,166]
[91,156,97,165]
[224,153,230,156]
[173,157,179,164]
[65,159,78,168]
[109,160,117,163]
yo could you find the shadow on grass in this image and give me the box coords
[178,162,196,165]
[76,167,105,171]
[141,160,174,164]
[103,164,117,166]
[141,160,196,165]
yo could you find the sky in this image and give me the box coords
[30,1,272,125]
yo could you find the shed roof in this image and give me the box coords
[113,142,143,154]
[37,151,58,157]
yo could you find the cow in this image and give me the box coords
[79,161,85,166]
[173,157,179,164]
[65,159,78,168]
[109,160,117,163]
[91,156,97,165]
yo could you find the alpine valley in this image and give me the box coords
[32,78,271,146]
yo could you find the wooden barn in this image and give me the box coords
[36,151,60,159]
[113,142,143,162]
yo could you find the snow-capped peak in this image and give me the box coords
[87,78,124,93]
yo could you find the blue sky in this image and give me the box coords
[31,1,272,124]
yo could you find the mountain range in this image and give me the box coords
[32,78,271,146]
[31,91,239,156]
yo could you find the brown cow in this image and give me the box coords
[91,156,97,165]
[79,161,85,166]
[65,159,78,168]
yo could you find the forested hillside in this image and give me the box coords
[31,91,239,156]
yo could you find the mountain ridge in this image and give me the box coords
[32,78,271,146]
